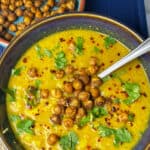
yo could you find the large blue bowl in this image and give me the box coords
[0,13,150,150]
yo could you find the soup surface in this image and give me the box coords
[6,29,150,150]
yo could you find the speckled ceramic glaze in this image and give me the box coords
[0,13,150,150]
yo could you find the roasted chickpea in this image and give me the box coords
[65,65,74,74]
[4,33,13,41]
[76,107,86,120]
[24,0,33,8]
[90,87,100,98]
[3,21,10,28]
[40,89,49,99]
[85,85,91,92]
[1,0,9,5]
[51,88,63,99]
[56,6,65,14]
[64,82,73,93]
[73,79,83,90]
[17,23,26,31]
[65,106,77,118]
[9,24,17,32]
[70,98,80,108]
[24,15,32,25]
[63,118,74,128]
[73,90,81,98]
[47,134,59,145]
[55,69,65,79]
[0,15,5,25]
[1,10,9,17]
[0,25,3,33]
[79,75,90,85]
[66,0,75,10]
[83,100,93,110]
[41,5,50,12]
[95,96,105,106]
[28,67,38,78]
[9,4,16,11]
[89,56,98,65]
[78,68,87,76]
[57,97,68,106]
[68,41,76,51]
[15,8,24,17]
[118,112,128,122]
[43,12,50,17]
[35,10,42,19]
[10,0,15,4]
[15,0,23,7]
[50,114,61,124]
[34,0,42,7]
[47,0,54,7]
[91,77,102,88]
[53,105,64,115]
[1,4,8,10]
[78,91,90,101]
[88,65,99,75]
[31,6,37,13]
[7,13,17,22]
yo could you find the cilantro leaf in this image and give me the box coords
[113,128,132,146]
[2,88,16,102]
[9,115,21,122]
[98,125,114,137]
[113,98,121,104]
[35,45,43,58]
[102,75,111,82]
[104,36,116,49]
[55,51,67,69]
[35,79,41,88]
[16,119,34,134]
[92,107,108,118]
[44,49,52,58]
[75,37,84,55]
[128,113,135,122]
[59,131,78,150]
[11,67,23,76]
[123,82,140,105]
[93,46,100,53]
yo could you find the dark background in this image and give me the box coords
[85,0,148,39]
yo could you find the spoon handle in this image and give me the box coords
[98,38,150,79]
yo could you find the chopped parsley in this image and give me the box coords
[55,51,67,69]
[98,126,132,145]
[102,75,111,82]
[11,67,24,76]
[104,36,116,49]
[128,113,135,122]
[44,49,52,58]
[59,131,78,150]
[93,46,100,53]
[2,88,16,102]
[123,82,140,105]
[75,36,84,55]
[35,45,43,58]
[9,115,21,122]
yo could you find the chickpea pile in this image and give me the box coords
[0,0,76,41]
[50,57,106,129]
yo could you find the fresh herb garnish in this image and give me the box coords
[128,113,135,122]
[92,107,108,117]
[55,51,67,69]
[113,98,121,104]
[44,49,52,58]
[123,82,140,105]
[75,36,84,55]
[16,119,34,134]
[2,88,16,102]
[11,67,23,76]
[35,79,41,88]
[9,115,21,121]
[104,36,116,49]
[35,45,43,58]
[93,46,100,53]
[102,75,111,82]
[98,126,132,145]
[59,131,78,150]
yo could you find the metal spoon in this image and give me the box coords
[98,38,150,79]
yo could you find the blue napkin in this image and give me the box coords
[85,0,148,39]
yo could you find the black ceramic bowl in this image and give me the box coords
[0,13,150,150]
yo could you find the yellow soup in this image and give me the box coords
[6,29,150,150]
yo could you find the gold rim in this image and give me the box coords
[0,13,143,65]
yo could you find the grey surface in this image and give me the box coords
[145,0,150,35]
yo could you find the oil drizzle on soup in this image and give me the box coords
[6,29,150,150]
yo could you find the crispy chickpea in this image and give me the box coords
[53,105,64,115]
[35,10,42,19]
[50,114,61,124]
[41,5,50,12]
[56,6,65,14]
[10,0,15,4]
[1,4,8,10]
[9,4,16,11]
[88,65,99,75]
[64,82,73,93]
[4,33,13,41]
[65,65,74,74]
[65,106,77,118]
[0,15,5,25]
[63,118,74,128]
[89,56,98,65]
[78,68,87,76]
[15,8,24,17]
[34,0,42,7]
[70,98,80,108]
[40,89,49,99]
[48,133,59,145]
[47,0,54,7]
[3,21,10,28]
[95,96,105,106]
[90,87,100,98]
[91,77,102,88]
[24,15,32,25]
[85,85,91,92]
[28,67,38,78]
[118,112,128,122]
[17,23,26,31]
[73,90,81,97]
[31,6,37,13]
[51,88,63,99]
[0,25,3,33]
[24,0,33,8]
[9,24,17,32]
[79,75,90,85]
[73,79,83,90]
[7,13,17,22]
[83,100,93,110]
[15,0,23,7]
[68,41,76,51]
[78,91,90,101]
[76,107,86,120]
[1,10,9,17]
[58,97,68,106]
[55,69,65,79]
[1,0,9,5]
[43,12,50,17]
[66,0,75,10]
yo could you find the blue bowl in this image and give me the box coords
[0,13,150,150]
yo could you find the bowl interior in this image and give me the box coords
[0,13,150,150]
